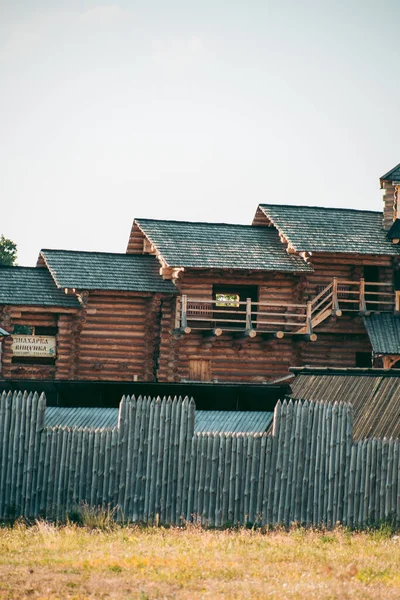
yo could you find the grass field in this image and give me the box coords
[0,521,399,599]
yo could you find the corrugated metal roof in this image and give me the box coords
[195,411,273,433]
[40,250,177,294]
[45,406,273,433]
[45,407,118,429]
[289,369,400,440]
[363,313,400,355]
[134,218,313,272]
[258,204,400,255]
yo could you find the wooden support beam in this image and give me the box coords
[359,278,367,313]
[261,331,285,340]
[173,327,191,337]
[332,278,342,316]
[9,306,80,316]
[295,333,318,342]
[245,298,253,331]
[202,328,222,338]
[181,294,188,330]
[233,329,257,339]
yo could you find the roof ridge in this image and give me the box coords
[41,249,157,258]
[135,217,257,228]
[0,265,47,271]
[259,204,381,215]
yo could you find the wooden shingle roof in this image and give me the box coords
[40,250,177,294]
[134,218,313,272]
[0,267,80,308]
[258,204,400,255]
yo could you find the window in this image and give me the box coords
[13,325,57,336]
[215,293,240,307]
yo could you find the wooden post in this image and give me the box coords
[172,295,192,335]
[306,301,312,335]
[202,328,222,338]
[245,298,253,334]
[181,295,188,330]
[359,278,368,314]
[332,278,342,316]
[174,296,181,329]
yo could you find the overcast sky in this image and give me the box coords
[1,0,400,265]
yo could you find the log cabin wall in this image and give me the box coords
[304,253,394,298]
[0,307,78,381]
[156,256,394,381]
[157,269,300,383]
[73,290,164,382]
[382,181,397,230]
[299,333,372,368]
[126,222,147,254]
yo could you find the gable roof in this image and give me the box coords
[258,204,400,255]
[380,162,400,182]
[134,218,313,272]
[289,367,400,440]
[40,249,177,294]
[0,267,80,308]
[363,313,400,355]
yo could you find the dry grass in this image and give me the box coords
[0,521,399,599]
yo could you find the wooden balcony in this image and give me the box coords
[174,279,396,340]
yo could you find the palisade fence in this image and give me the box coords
[0,390,399,528]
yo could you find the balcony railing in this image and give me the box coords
[174,279,396,339]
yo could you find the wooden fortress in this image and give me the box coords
[2,162,400,384]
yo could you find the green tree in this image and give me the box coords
[0,235,17,266]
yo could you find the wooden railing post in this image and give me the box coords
[306,301,312,334]
[181,295,188,330]
[359,278,368,314]
[245,298,253,332]
[175,296,181,329]
[332,277,340,315]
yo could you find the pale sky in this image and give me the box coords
[1,0,400,266]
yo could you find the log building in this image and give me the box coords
[2,161,400,384]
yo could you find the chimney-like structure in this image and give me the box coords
[381,162,400,231]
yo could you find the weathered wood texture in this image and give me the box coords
[74,291,163,382]
[157,271,300,383]
[304,253,394,299]
[0,392,398,528]
[126,222,147,254]
[382,181,397,230]
[0,308,76,381]
[299,334,372,368]
[0,291,167,383]
[1,251,396,383]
